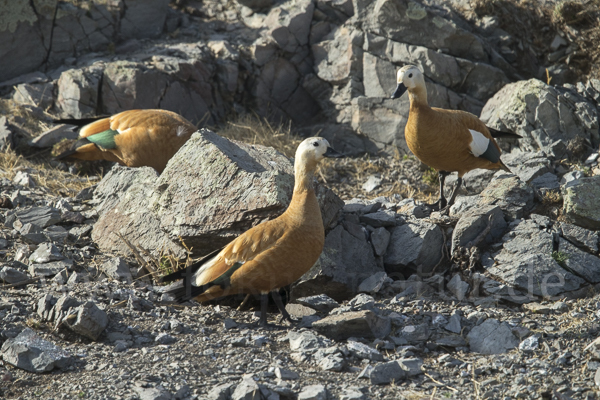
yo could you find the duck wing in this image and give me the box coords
[161,219,287,302]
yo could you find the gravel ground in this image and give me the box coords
[1,269,599,399]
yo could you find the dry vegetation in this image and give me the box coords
[213,114,438,202]
[0,148,97,197]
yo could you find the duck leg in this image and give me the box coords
[259,293,269,326]
[440,177,463,215]
[271,290,296,324]
[426,171,450,211]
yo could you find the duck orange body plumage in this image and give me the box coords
[56,109,197,173]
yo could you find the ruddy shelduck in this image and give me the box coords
[161,137,344,326]
[391,65,519,213]
[55,109,197,173]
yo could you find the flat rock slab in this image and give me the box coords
[559,222,599,253]
[311,310,391,340]
[479,174,534,220]
[28,260,73,277]
[6,206,61,229]
[484,219,585,298]
[295,294,340,313]
[0,328,74,373]
[467,319,519,354]
[298,385,327,400]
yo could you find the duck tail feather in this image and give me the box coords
[488,126,522,139]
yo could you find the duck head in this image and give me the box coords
[391,65,425,99]
[295,137,343,166]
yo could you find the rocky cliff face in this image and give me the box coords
[4,0,596,154]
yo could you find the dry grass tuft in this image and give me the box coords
[0,99,53,143]
[0,147,97,197]
[542,190,562,205]
[216,114,302,157]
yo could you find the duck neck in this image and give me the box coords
[409,86,429,109]
[293,158,317,195]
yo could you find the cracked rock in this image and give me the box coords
[0,328,74,373]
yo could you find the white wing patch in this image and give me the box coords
[176,126,188,137]
[193,254,220,286]
[468,129,490,157]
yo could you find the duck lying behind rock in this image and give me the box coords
[391,65,521,214]
[161,137,343,326]
[55,109,197,173]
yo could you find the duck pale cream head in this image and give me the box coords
[294,137,343,168]
[391,65,425,99]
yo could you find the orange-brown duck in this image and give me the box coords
[392,65,519,213]
[55,109,197,173]
[161,137,343,326]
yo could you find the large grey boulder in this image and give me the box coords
[91,166,184,258]
[384,220,444,276]
[264,0,315,53]
[312,25,362,85]
[254,57,320,125]
[292,224,382,301]
[56,67,102,118]
[119,0,170,39]
[481,79,599,156]
[92,129,344,259]
[64,301,109,341]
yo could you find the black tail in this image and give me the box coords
[160,246,225,303]
[161,247,223,283]
[162,277,217,303]
[54,138,93,160]
[488,126,522,139]
[53,116,109,127]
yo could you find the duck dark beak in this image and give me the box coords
[324,147,344,158]
[391,83,407,99]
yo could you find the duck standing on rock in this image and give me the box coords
[54,109,197,173]
[161,137,343,326]
[391,65,520,213]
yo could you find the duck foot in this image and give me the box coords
[272,290,297,325]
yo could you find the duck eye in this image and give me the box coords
[408,73,413,78]
[312,142,319,147]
